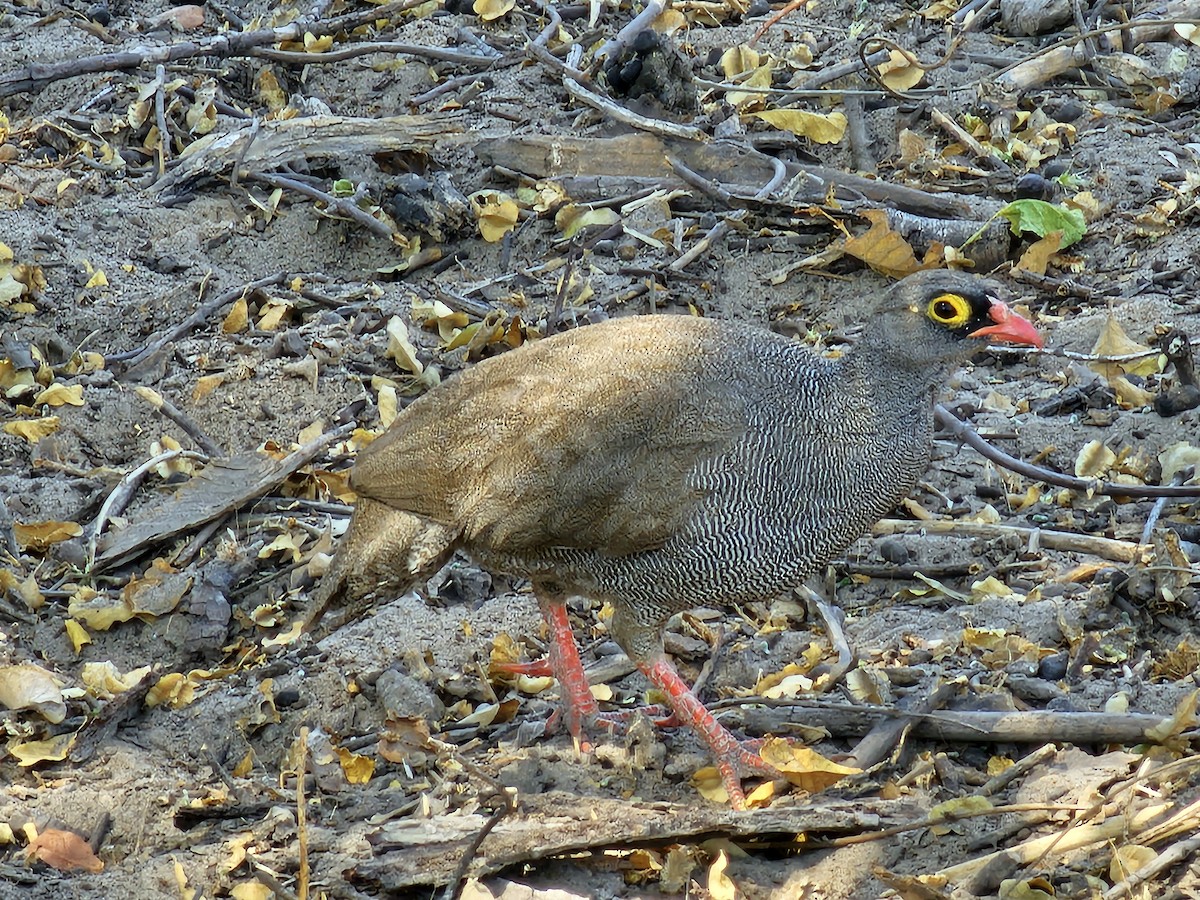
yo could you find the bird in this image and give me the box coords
[305,269,1043,809]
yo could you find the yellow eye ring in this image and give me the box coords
[926,293,971,328]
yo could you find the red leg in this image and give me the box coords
[537,597,599,749]
[638,656,775,810]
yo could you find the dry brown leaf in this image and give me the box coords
[758,738,861,792]
[753,109,846,144]
[13,519,82,553]
[1074,439,1116,478]
[0,663,66,722]
[1013,231,1061,276]
[379,714,435,765]
[26,828,104,873]
[844,209,922,278]
[1089,316,1162,379]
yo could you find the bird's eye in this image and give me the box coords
[926,293,970,327]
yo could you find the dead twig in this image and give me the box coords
[935,404,1200,499]
[0,0,455,99]
[246,172,394,239]
[132,386,225,458]
[593,0,669,63]
[250,40,500,67]
[86,448,212,568]
[113,271,299,367]
[871,517,1144,563]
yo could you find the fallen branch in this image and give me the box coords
[935,404,1200,499]
[0,0,437,99]
[871,517,1144,563]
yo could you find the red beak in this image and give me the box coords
[968,299,1044,349]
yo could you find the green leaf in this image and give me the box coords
[997,199,1086,248]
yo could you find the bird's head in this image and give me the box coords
[863,270,1043,372]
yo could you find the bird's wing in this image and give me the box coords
[350,316,748,556]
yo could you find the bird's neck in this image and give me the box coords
[844,325,949,403]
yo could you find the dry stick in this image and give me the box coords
[980,743,1057,796]
[85,448,212,568]
[296,727,310,900]
[872,517,1142,563]
[440,765,517,900]
[411,72,488,106]
[132,386,225,457]
[116,271,296,367]
[526,41,705,141]
[668,156,785,271]
[823,802,1091,848]
[0,0,459,99]
[1106,829,1200,900]
[561,76,707,141]
[250,41,499,67]
[593,0,668,63]
[935,404,1200,499]
[993,17,1200,88]
[154,64,169,177]
[530,0,562,48]
[246,172,394,239]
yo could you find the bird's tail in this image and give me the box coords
[297,497,457,638]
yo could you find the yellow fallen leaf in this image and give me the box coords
[13,520,82,553]
[82,662,151,698]
[473,0,514,20]
[471,191,520,241]
[385,316,423,374]
[1074,439,1116,478]
[707,850,738,900]
[1089,316,1162,379]
[9,733,76,766]
[33,383,84,407]
[84,269,108,289]
[758,738,861,792]
[929,794,992,835]
[3,416,59,443]
[844,209,921,278]
[65,619,91,653]
[222,297,248,333]
[0,570,42,610]
[753,109,847,144]
[1110,845,1157,884]
[336,746,375,784]
[0,663,66,722]
[877,49,925,91]
[231,882,273,900]
[691,766,729,803]
[720,44,760,77]
[554,204,621,239]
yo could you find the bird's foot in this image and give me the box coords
[491,658,552,678]
[590,704,677,733]
[637,656,779,810]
